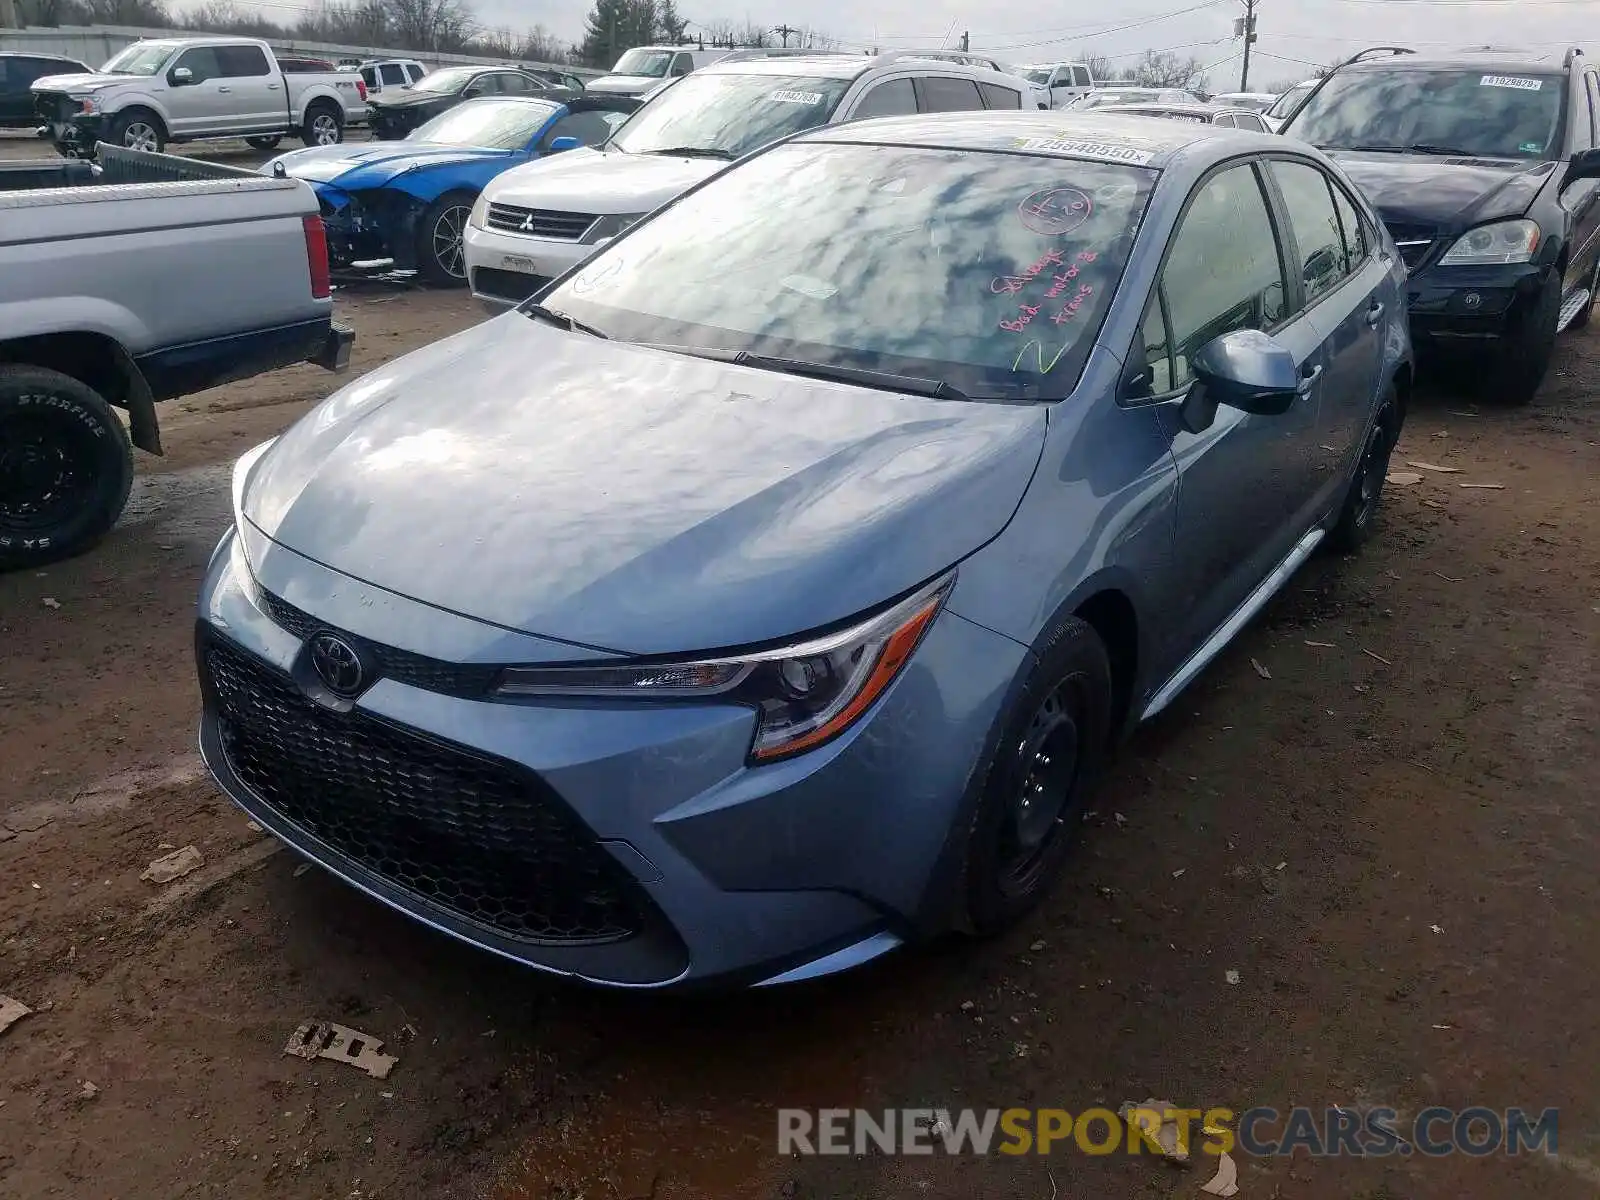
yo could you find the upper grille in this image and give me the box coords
[1385,222,1438,271]
[204,636,645,945]
[484,203,596,240]
[258,589,500,699]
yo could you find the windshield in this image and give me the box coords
[101,42,177,76]
[1081,90,1159,108]
[609,72,851,159]
[1288,68,1564,158]
[613,48,675,77]
[409,66,479,94]
[1267,81,1315,119]
[543,142,1155,401]
[409,98,559,149]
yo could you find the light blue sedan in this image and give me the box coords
[198,112,1412,989]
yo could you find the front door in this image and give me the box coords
[1126,160,1327,655]
[165,45,231,137]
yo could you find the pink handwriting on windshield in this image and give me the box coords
[990,247,1065,295]
[1017,186,1093,237]
[999,303,1042,333]
[1051,283,1094,325]
[1044,251,1099,299]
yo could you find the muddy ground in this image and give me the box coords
[3,129,1600,1200]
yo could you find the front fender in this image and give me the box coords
[100,88,170,126]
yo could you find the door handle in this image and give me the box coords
[1365,300,1385,329]
[217,85,231,93]
[267,82,281,90]
[1296,364,1324,396]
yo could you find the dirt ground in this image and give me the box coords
[4,128,1600,1199]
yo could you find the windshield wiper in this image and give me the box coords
[645,345,970,400]
[522,303,609,339]
[644,146,736,160]
[1405,143,1485,157]
[1329,143,1408,153]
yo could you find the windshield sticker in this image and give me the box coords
[1520,140,1545,153]
[1018,186,1093,236]
[769,89,824,104]
[1013,136,1156,166]
[1481,75,1543,91]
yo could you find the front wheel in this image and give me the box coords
[1486,269,1560,406]
[300,105,343,147]
[246,134,282,150]
[414,191,475,288]
[959,615,1113,935]
[0,365,134,571]
[108,110,164,153]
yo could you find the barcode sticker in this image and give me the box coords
[1480,75,1543,91]
[770,89,824,104]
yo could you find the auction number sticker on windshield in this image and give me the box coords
[770,89,824,104]
[1012,136,1155,165]
[1481,75,1543,91]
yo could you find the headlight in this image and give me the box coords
[580,212,647,245]
[498,574,954,762]
[69,94,100,114]
[230,438,277,574]
[1438,218,1540,266]
[468,191,489,229]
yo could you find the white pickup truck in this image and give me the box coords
[32,36,369,156]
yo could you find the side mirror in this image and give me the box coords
[1567,146,1600,187]
[169,66,194,85]
[548,135,581,153]
[1180,329,1300,433]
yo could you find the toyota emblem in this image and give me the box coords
[308,632,366,696]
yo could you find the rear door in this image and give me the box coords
[1126,159,1327,650]
[216,44,279,131]
[1567,71,1600,304]
[1264,157,1387,513]
[914,74,985,113]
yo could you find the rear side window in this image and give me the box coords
[1329,181,1370,273]
[1237,112,1268,132]
[851,78,918,119]
[1073,66,1092,87]
[380,63,405,85]
[407,63,425,82]
[917,75,983,113]
[1268,159,1350,307]
[500,73,537,94]
[1213,112,1236,128]
[218,45,270,77]
[978,81,1021,109]
[361,66,377,87]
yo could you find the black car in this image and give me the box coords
[368,66,568,139]
[1285,46,1600,403]
[0,52,89,129]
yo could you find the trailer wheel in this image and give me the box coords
[0,365,134,572]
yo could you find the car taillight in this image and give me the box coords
[356,79,368,101]
[302,214,331,300]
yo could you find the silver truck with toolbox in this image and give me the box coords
[31,36,369,157]
[0,145,353,570]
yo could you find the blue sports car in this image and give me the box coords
[264,94,637,287]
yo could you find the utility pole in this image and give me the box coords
[1235,0,1258,90]
[772,23,799,47]
[959,30,970,51]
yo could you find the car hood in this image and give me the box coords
[586,74,658,95]
[371,90,456,112]
[1327,151,1552,233]
[483,147,722,215]
[268,141,516,186]
[243,317,1046,656]
[30,71,124,93]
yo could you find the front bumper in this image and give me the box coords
[195,529,1027,989]
[1404,260,1547,343]
[42,111,104,155]
[463,221,590,311]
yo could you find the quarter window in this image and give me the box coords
[1328,181,1370,274]
[407,63,425,82]
[1072,66,1092,87]
[918,75,984,113]
[1269,160,1350,307]
[851,78,918,119]
[1157,163,1288,389]
[1213,112,1236,128]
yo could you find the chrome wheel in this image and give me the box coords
[310,113,341,145]
[122,121,158,151]
[430,205,470,280]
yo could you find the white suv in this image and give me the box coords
[464,52,1046,308]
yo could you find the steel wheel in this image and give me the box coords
[431,205,470,280]
[122,120,158,151]
[995,677,1087,899]
[311,112,341,145]
[0,411,97,534]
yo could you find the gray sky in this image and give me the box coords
[484,0,1600,91]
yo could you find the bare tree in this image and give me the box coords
[1080,52,1114,83]
[385,0,477,52]
[1128,50,1207,90]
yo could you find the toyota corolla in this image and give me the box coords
[198,113,1412,989]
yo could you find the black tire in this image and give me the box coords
[960,615,1114,935]
[0,365,134,572]
[1326,382,1401,555]
[414,191,475,288]
[300,103,343,148]
[246,135,283,150]
[1568,255,1600,331]
[107,108,165,153]
[1486,268,1560,406]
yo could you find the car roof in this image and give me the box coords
[698,54,872,81]
[1,50,86,61]
[802,110,1264,168]
[1107,102,1222,115]
[1345,50,1570,73]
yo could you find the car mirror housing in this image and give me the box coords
[549,135,581,153]
[170,66,194,86]
[1566,147,1600,187]
[1181,329,1299,432]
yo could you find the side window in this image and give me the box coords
[1329,181,1370,273]
[406,63,425,82]
[539,109,620,151]
[977,81,1021,109]
[464,73,497,96]
[671,53,693,77]
[1268,159,1350,307]
[380,63,405,85]
[172,47,223,84]
[917,75,984,113]
[850,78,918,119]
[1161,163,1288,388]
[360,66,378,88]
[499,73,536,94]
[1073,66,1093,87]
[1586,72,1600,147]
[217,45,271,77]
[1240,113,1268,132]
[1213,112,1236,128]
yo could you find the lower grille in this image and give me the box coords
[473,266,552,303]
[485,203,595,240]
[204,636,644,945]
